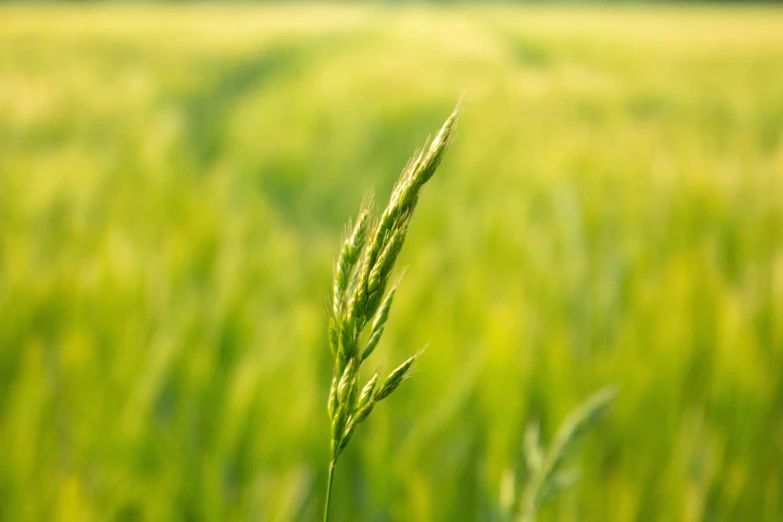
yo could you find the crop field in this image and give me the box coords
[1,3,783,521]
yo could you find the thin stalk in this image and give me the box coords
[323,460,336,522]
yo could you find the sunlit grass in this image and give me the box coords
[1,3,782,521]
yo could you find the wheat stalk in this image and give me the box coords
[501,386,617,522]
[323,101,461,522]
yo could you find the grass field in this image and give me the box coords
[2,3,783,521]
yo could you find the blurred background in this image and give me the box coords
[1,3,783,521]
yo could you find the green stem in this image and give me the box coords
[323,460,336,522]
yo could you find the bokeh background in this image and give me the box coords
[2,3,783,521]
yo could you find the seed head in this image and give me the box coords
[324,101,460,468]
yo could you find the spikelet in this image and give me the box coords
[375,349,424,402]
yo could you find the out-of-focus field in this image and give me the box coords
[2,4,783,521]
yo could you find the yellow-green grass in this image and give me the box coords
[1,4,782,521]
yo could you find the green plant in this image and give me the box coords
[323,102,461,522]
[500,386,617,522]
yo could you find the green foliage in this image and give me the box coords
[2,4,783,522]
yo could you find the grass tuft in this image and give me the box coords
[501,386,617,522]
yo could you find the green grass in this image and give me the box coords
[1,3,783,521]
